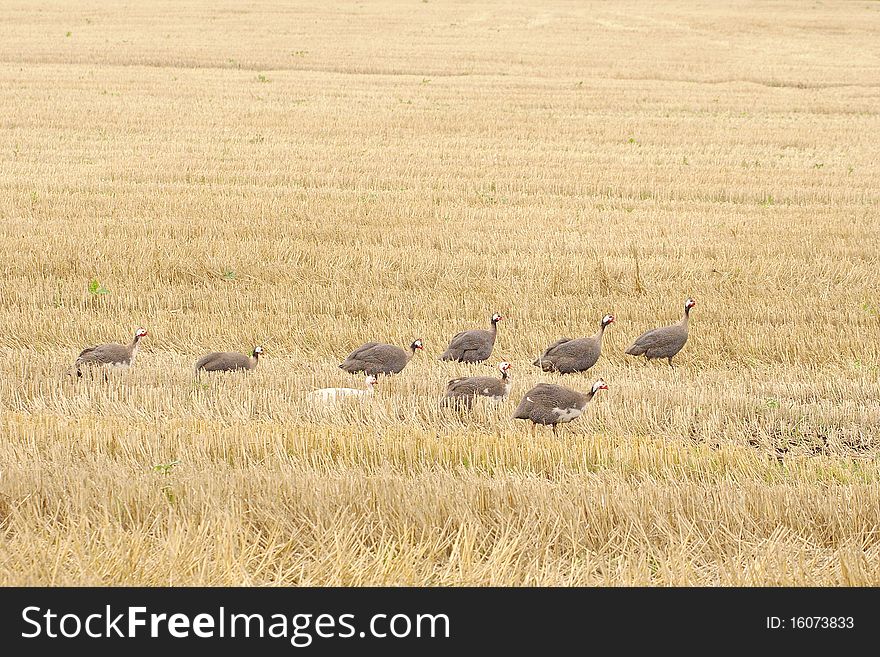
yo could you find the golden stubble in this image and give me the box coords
[0,0,878,585]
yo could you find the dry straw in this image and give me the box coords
[0,0,878,585]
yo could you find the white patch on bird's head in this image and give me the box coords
[253,346,264,355]
[365,375,378,386]
[685,298,696,309]
[592,379,608,393]
[135,328,148,338]
[498,361,512,372]
[412,339,424,350]
[602,314,615,326]
[492,313,503,323]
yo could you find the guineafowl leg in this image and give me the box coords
[551,424,558,437]
[667,357,675,369]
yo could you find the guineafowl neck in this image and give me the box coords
[596,324,607,340]
[128,337,141,362]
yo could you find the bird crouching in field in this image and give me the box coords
[513,379,607,436]
[534,314,614,373]
[625,297,695,368]
[308,375,379,405]
[74,327,148,378]
[339,339,424,376]
[443,361,512,410]
[440,313,502,363]
[195,346,263,374]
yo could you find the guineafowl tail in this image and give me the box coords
[533,357,554,372]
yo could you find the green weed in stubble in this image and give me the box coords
[87,279,110,297]
[153,460,179,505]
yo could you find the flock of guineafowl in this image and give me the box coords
[71,297,696,434]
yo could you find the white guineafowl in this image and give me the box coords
[308,375,379,404]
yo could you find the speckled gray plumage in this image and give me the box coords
[440,316,499,363]
[534,316,611,373]
[444,369,511,409]
[626,299,694,366]
[513,383,594,427]
[75,330,144,375]
[339,341,419,375]
[195,349,260,372]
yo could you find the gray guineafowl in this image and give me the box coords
[74,328,148,377]
[195,346,263,373]
[339,339,423,376]
[440,313,502,363]
[443,361,512,410]
[534,314,614,374]
[513,379,607,435]
[625,297,695,368]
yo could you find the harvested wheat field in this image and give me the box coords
[0,0,879,586]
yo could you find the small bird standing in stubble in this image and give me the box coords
[513,379,608,436]
[534,314,615,374]
[339,339,424,376]
[439,313,503,363]
[443,361,512,410]
[625,297,695,368]
[74,327,148,377]
[195,346,263,374]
